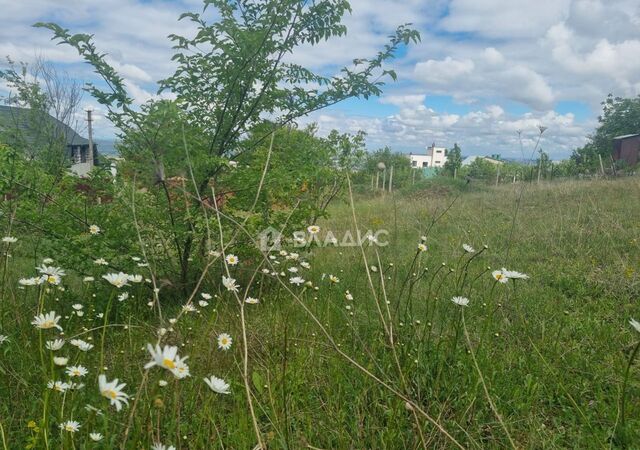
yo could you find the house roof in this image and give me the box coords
[0,104,89,148]
[613,133,640,140]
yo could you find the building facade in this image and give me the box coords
[409,143,448,169]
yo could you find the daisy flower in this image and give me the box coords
[204,375,231,394]
[300,261,311,269]
[345,291,353,301]
[102,272,130,288]
[53,356,69,366]
[46,339,65,351]
[417,243,427,252]
[90,433,103,442]
[245,297,259,304]
[225,254,239,266]
[59,420,80,432]
[451,296,470,307]
[172,356,190,379]
[288,267,299,273]
[66,365,88,377]
[201,293,212,300]
[328,275,340,284]
[463,244,475,253]
[307,225,320,234]
[118,292,129,302]
[145,344,189,379]
[182,304,197,313]
[18,277,39,286]
[289,276,305,286]
[127,274,143,283]
[491,270,509,284]
[630,318,640,333]
[48,380,70,392]
[32,311,62,331]
[198,300,209,307]
[501,268,529,280]
[217,333,233,351]
[83,276,95,282]
[89,225,101,235]
[36,265,66,285]
[1,236,17,243]
[0,335,8,345]
[94,258,108,266]
[98,374,129,411]
[222,276,239,292]
[70,339,94,352]
[152,443,176,450]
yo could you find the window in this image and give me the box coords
[435,161,441,164]
[422,162,428,167]
[411,160,417,167]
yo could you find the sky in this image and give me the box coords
[1,0,639,159]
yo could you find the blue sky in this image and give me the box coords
[1,0,639,159]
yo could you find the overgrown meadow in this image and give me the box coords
[1,176,640,449]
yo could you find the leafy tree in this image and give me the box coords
[34,1,419,290]
[442,143,462,177]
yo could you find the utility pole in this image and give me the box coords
[388,165,394,193]
[86,109,94,168]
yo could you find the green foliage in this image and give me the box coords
[442,143,462,176]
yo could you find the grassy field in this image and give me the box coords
[1,177,640,449]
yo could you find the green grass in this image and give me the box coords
[1,177,640,449]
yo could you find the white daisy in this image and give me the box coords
[18,277,40,286]
[118,292,129,302]
[0,335,8,345]
[32,311,62,331]
[59,420,80,432]
[463,244,475,253]
[245,297,259,304]
[222,276,239,292]
[83,276,95,282]
[300,261,311,269]
[36,265,66,285]
[501,268,529,279]
[46,339,65,350]
[491,270,509,284]
[127,274,143,283]
[417,243,427,252]
[70,339,94,352]
[225,254,239,266]
[345,291,353,301]
[89,225,101,235]
[102,272,130,288]
[328,274,340,284]
[94,258,108,266]
[66,365,88,377]
[630,318,640,333]
[198,300,209,307]
[48,380,70,392]
[1,236,17,243]
[98,374,129,411]
[152,443,176,450]
[204,375,231,394]
[201,293,212,300]
[289,276,305,286]
[53,356,69,366]
[90,432,103,442]
[217,333,233,351]
[451,296,470,307]
[307,225,320,234]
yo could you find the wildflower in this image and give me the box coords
[102,272,130,288]
[208,250,221,258]
[630,318,640,333]
[83,276,95,282]
[131,256,141,262]
[198,300,209,307]
[127,274,143,283]
[345,291,353,301]
[46,339,65,351]
[463,244,475,253]
[307,225,320,234]
[289,276,305,286]
[1,236,17,243]
[152,443,176,450]
[70,339,94,352]
[182,304,197,313]
[451,296,470,307]
[491,270,509,284]
[225,254,239,266]
[72,304,83,311]
[501,268,529,279]
[118,292,129,302]
[68,382,85,391]
[90,433,103,441]
[99,374,129,411]
[370,265,378,272]
[0,335,8,345]
[217,333,233,350]
[89,225,101,235]
[201,293,212,300]
[53,356,69,366]
[328,274,340,284]
[245,297,259,304]
[222,276,239,292]
[300,261,311,269]
[42,258,54,264]
[417,243,427,252]
[36,265,65,285]
[145,344,189,379]
[158,380,168,387]
[18,277,39,286]
[288,266,299,273]
[66,365,88,377]
[204,375,230,394]
[94,258,108,266]
[48,380,70,392]
[32,311,62,331]
[59,420,80,433]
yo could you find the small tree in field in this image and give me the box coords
[442,143,462,177]
[34,1,419,290]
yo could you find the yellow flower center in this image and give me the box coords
[221,338,228,346]
[47,276,56,283]
[102,389,117,399]
[43,320,54,328]
[163,358,175,369]
[65,425,74,431]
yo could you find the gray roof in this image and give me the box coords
[613,133,640,140]
[0,104,89,148]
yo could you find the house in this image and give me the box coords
[409,143,448,169]
[0,105,98,176]
[612,134,640,166]
[461,155,504,167]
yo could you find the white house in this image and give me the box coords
[409,143,448,168]
[461,155,504,167]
